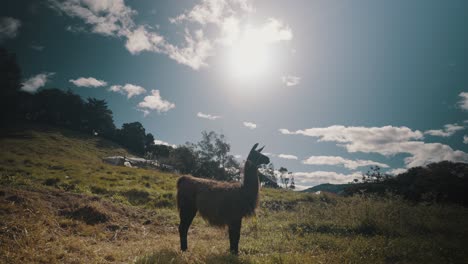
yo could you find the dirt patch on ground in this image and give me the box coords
[61,205,110,225]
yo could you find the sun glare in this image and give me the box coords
[228,27,271,79]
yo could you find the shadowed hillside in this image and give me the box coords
[1,125,468,263]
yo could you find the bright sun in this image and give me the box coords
[228,27,270,79]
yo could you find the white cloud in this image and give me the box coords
[293,171,361,186]
[278,154,298,160]
[170,0,253,25]
[0,17,21,41]
[280,125,468,168]
[109,85,121,92]
[388,168,407,175]
[50,0,292,71]
[459,92,468,111]
[243,121,257,129]
[138,89,175,113]
[425,123,464,137]
[197,112,221,120]
[69,77,107,87]
[303,156,389,170]
[154,139,176,148]
[256,18,293,43]
[234,154,242,159]
[122,83,146,98]
[49,0,136,36]
[21,73,55,93]
[282,75,300,87]
[163,29,213,70]
[464,135,468,144]
[109,83,146,98]
[125,26,164,54]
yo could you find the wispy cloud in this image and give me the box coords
[281,75,300,87]
[109,84,146,98]
[0,17,21,41]
[49,0,136,36]
[459,92,468,111]
[464,135,468,144]
[280,125,468,168]
[21,73,55,93]
[278,154,298,160]
[70,77,107,87]
[425,123,464,137]
[49,0,292,70]
[197,112,221,120]
[138,90,175,113]
[243,121,257,129]
[137,108,150,117]
[303,156,389,170]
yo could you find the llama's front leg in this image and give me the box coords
[228,219,242,255]
[179,206,196,251]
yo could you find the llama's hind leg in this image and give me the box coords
[228,219,242,255]
[178,204,197,251]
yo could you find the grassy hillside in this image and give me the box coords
[1,125,468,263]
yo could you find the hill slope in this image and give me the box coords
[1,125,468,263]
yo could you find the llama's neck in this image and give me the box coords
[242,160,259,200]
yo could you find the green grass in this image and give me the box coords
[0,125,177,209]
[1,125,467,263]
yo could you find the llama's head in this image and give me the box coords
[247,143,270,167]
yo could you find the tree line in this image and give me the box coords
[345,162,468,206]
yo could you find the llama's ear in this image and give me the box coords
[257,146,265,152]
[251,143,259,152]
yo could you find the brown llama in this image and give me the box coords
[176,143,270,254]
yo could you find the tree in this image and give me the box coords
[361,166,389,183]
[144,133,155,151]
[0,48,21,97]
[145,144,172,160]
[0,48,22,123]
[289,173,295,189]
[279,167,289,188]
[117,122,146,154]
[259,163,279,188]
[32,89,84,126]
[168,145,198,174]
[83,98,115,137]
[194,131,239,181]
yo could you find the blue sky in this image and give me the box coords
[1,0,468,189]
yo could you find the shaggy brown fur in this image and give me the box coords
[176,143,269,254]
